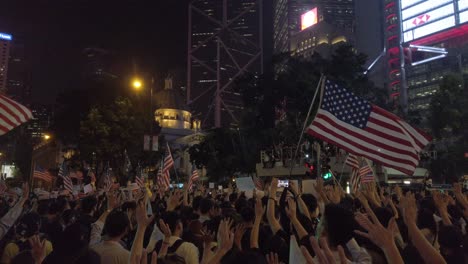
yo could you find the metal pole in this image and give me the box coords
[215,37,221,128]
[289,75,324,177]
[187,3,192,104]
[150,76,154,136]
[259,0,264,74]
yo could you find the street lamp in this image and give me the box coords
[131,75,155,142]
[132,78,143,91]
[43,134,51,140]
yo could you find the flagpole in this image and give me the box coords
[289,75,325,177]
[338,154,348,184]
[364,158,380,188]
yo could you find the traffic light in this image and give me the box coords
[322,171,333,180]
[305,161,316,178]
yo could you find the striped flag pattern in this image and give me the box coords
[33,166,53,183]
[59,162,73,193]
[156,165,170,191]
[135,176,145,188]
[163,143,174,176]
[346,154,361,193]
[188,167,199,191]
[0,175,7,195]
[252,175,264,190]
[359,165,374,183]
[307,79,430,176]
[104,167,112,192]
[0,95,33,135]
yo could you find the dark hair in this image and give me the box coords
[16,212,41,238]
[103,210,129,238]
[62,209,79,226]
[323,204,357,247]
[373,207,393,227]
[301,194,318,214]
[200,198,214,214]
[121,201,137,212]
[417,209,437,238]
[162,211,182,234]
[37,200,50,215]
[81,196,98,214]
[229,193,238,204]
[192,196,203,212]
[240,206,255,223]
[11,250,34,264]
[234,198,248,213]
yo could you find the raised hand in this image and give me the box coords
[266,252,280,264]
[217,219,234,254]
[159,219,172,240]
[285,198,297,220]
[135,200,154,229]
[29,235,46,264]
[254,197,265,220]
[234,223,247,250]
[166,190,183,211]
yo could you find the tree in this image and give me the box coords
[79,97,162,183]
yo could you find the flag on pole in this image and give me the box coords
[346,154,361,193]
[307,79,430,176]
[59,162,73,194]
[359,165,374,184]
[0,175,7,195]
[0,95,33,135]
[33,166,53,183]
[163,143,174,175]
[188,167,200,191]
[157,164,170,191]
[345,154,359,170]
[104,165,112,192]
[252,175,264,190]
[135,176,145,188]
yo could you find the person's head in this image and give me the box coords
[16,212,41,238]
[103,210,130,239]
[323,204,357,247]
[62,209,79,227]
[229,193,238,204]
[81,196,98,215]
[240,206,255,224]
[438,225,464,262]
[301,194,318,217]
[162,211,183,236]
[200,198,214,216]
[234,198,248,213]
[10,251,34,264]
[192,195,203,213]
[417,208,437,244]
[55,222,90,252]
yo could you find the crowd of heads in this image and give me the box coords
[0,178,467,264]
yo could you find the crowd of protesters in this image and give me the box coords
[0,177,467,264]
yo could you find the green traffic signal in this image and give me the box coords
[322,171,332,180]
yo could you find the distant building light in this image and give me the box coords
[0,33,12,41]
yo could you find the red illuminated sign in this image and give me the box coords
[301,8,318,30]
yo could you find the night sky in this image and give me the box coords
[0,0,190,103]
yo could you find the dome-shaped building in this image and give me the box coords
[154,77,199,142]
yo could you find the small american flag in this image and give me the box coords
[188,167,199,191]
[33,166,53,183]
[359,165,374,183]
[345,154,359,170]
[163,143,174,176]
[135,176,145,188]
[252,175,264,190]
[307,79,430,175]
[59,162,73,194]
[157,162,170,192]
[103,166,113,192]
[0,175,7,195]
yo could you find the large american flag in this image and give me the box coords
[0,95,33,135]
[307,79,430,175]
[188,167,200,191]
[33,166,53,183]
[59,162,73,193]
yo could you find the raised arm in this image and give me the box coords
[250,197,265,249]
[289,181,311,219]
[130,200,155,263]
[267,178,282,234]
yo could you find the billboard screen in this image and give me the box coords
[401,0,468,43]
[301,8,318,30]
[0,32,12,41]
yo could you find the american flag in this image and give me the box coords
[252,175,264,190]
[33,166,53,183]
[135,176,145,188]
[156,164,170,191]
[59,162,73,194]
[103,166,113,192]
[0,95,33,135]
[163,143,174,175]
[359,165,374,184]
[0,175,7,195]
[345,154,360,170]
[188,167,200,191]
[307,79,430,176]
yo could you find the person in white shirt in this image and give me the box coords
[152,211,199,264]
[91,210,130,264]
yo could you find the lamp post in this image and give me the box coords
[131,76,155,146]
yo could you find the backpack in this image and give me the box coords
[153,239,186,264]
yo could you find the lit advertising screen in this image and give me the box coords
[301,8,318,30]
[0,32,12,41]
[401,0,468,42]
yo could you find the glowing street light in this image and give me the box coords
[132,78,143,91]
[43,134,51,140]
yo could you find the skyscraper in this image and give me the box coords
[187,0,263,128]
[273,0,355,55]
[6,33,32,105]
[0,32,12,94]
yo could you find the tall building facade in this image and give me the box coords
[0,32,12,94]
[273,0,355,55]
[187,0,263,128]
[6,34,32,105]
[27,104,53,142]
[383,0,468,128]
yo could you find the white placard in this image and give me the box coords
[209,182,215,189]
[302,179,318,197]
